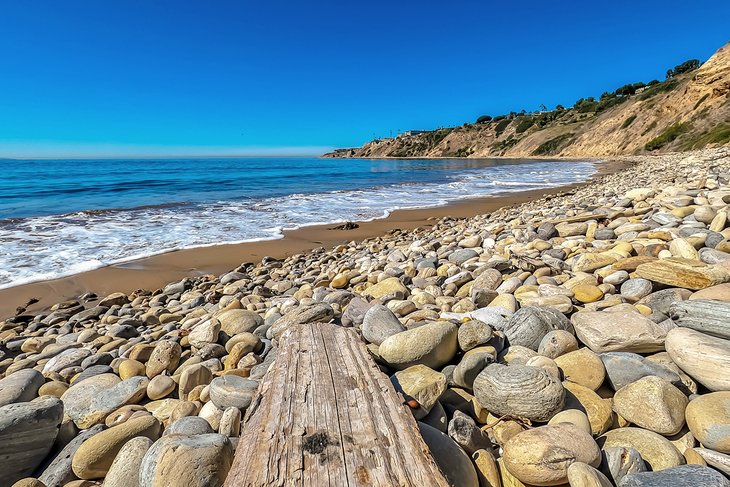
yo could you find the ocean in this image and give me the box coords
[0,157,598,289]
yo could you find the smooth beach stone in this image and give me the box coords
[42,348,93,374]
[102,436,153,487]
[146,375,176,400]
[567,462,613,487]
[695,448,730,476]
[145,340,182,378]
[0,368,44,406]
[0,396,64,486]
[219,407,241,437]
[166,416,214,436]
[503,423,601,486]
[665,327,730,391]
[554,348,605,391]
[179,363,213,399]
[634,258,730,290]
[599,352,683,391]
[617,464,730,487]
[573,284,605,304]
[119,359,146,379]
[208,375,258,410]
[689,283,730,302]
[71,415,161,480]
[685,392,730,454]
[453,347,496,389]
[473,363,565,422]
[669,299,730,339]
[602,447,648,485]
[38,380,69,397]
[613,376,688,435]
[548,409,592,435]
[499,306,573,351]
[562,381,613,436]
[198,401,224,431]
[188,319,221,348]
[457,319,493,352]
[538,329,579,359]
[361,304,406,346]
[11,479,47,487]
[62,373,149,428]
[361,276,409,300]
[598,427,684,471]
[138,433,234,487]
[472,449,500,487]
[418,422,478,487]
[378,321,458,370]
[391,365,446,416]
[269,302,335,338]
[571,308,667,353]
[38,424,104,487]
[216,309,263,336]
[620,279,654,303]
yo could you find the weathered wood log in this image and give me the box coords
[224,322,450,487]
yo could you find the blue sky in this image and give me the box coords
[1,1,728,157]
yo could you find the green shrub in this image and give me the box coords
[621,115,638,129]
[533,133,574,156]
[680,124,730,150]
[639,79,679,100]
[574,97,598,113]
[667,59,701,79]
[476,115,492,124]
[645,122,691,151]
[494,118,511,136]
[515,117,534,134]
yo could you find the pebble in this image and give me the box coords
[613,376,688,435]
[685,391,730,454]
[378,321,458,370]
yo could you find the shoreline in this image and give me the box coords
[0,158,625,319]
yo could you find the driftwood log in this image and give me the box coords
[224,322,450,487]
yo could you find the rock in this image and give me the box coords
[499,306,573,351]
[618,464,730,487]
[103,436,153,487]
[567,462,613,487]
[270,302,334,338]
[453,347,495,390]
[602,447,648,485]
[208,375,258,410]
[0,397,64,486]
[98,292,129,307]
[548,409,592,435]
[690,283,730,302]
[473,363,565,422]
[472,449,501,487]
[554,348,605,391]
[563,381,614,436]
[418,422,478,487]
[574,284,605,303]
[538,330,579,359]
[620,279,654,303]
[665,327,730,391]
[216,309,263,336]
[457,320,493,352]
[635,258,730,290]
[669,299,730,339]
[361,305,406,346]
[573,253,617,272]
[138,433,233,487]
[379,321,458,370]
[71,415,161,480]
[600,352,684,391]
[179,363,213,400]
[188,320,221,348]
[219,407,241,437]
[147,375,176,400]
[42,348,92,374]
[38,424,104,487]
[598,427,684,471]
[62,374,149,428]
[502,423,601,486]
[11,479,47,487]
[145,341,182,378]
[0,369,45,407]
[695,448,730,476]
[571,308,667,353]
[119,359,146,379]
[166,416,214,436]
[391,365,446,417]
[685,391,730,454]
[447,410,493,455]
[362,277,409,300]
[613,376,688,435]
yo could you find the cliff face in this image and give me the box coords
[324,42,730,159]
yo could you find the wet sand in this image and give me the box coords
[0,159,627,319]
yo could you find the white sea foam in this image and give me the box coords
[0,161,599,288]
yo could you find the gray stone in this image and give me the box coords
[61,374,149,428]
[457,320,493,352]
[669,299,730,339]
[620,279,654,303]
[38,424,104,487]
[618,464,730,487]
[0,396,64,486]
[0,369,45,407]
[602,447,648,485]
[361,304,406,346]
[208,376,258,410]
[447,410,493,456]
[419,422,478,487]
[600,352,684,391]
[165,416,214,436]
[498,306,573,351]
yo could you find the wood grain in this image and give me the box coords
[224,322,450,487]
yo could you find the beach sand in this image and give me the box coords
[0,159,626,319]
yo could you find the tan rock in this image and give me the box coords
[555,348,606,391]
[665,327,730,391]
[146,375,176,400]
[379,321,458,370]
[571,307,667,353]
[391,365,447,416]
[613,376,688,435]
[685,391,730,454]
[563,381,613,436]
[598,427,684,471]
[145,341,182,378]
[635,258,730,290]
[118,359,146,379]
[362,277,409,299]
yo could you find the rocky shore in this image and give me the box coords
[2,147,730,486]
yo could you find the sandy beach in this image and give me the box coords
[0,159,625,319]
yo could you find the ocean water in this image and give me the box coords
[0,157,598,288]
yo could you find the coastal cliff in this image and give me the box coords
[324,42,730,159]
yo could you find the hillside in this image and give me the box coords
[324,42,730,159]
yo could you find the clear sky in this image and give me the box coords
[1,1,728,158]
